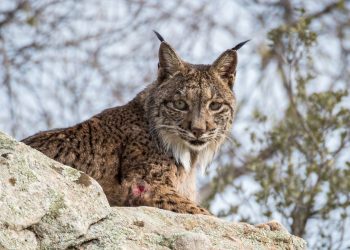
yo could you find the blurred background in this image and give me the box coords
[1,0,349,248]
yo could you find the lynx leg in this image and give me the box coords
[125,180,211,215]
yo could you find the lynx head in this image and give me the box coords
[146,32,248,173]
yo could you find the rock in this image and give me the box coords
[172,232,212,250]
[0,131,307,249]
[0,132,110,249]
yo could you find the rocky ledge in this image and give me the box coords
[0,131,306,249]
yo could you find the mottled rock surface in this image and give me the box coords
[0,131,307,249]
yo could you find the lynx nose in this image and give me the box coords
[190,116,206,138]
[191,127,205,138]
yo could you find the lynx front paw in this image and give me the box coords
[255,220,288,232]
[182,205,211,216]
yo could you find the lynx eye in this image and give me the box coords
[173,100,188,111]
[209,102,222,111]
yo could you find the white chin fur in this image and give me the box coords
[160,133,219,174]
[197,145,217,174]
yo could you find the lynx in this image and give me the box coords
[22,32,248,215]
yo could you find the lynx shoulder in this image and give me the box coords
[22,33,248,215]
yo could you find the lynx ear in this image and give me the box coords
[154,31,184,82]
[158,42,185,82]
[211,49,238,88]
[211,40,250,88]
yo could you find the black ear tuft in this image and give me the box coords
[232,39,250,51]
[153,30,165,42]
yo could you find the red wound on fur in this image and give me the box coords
[138,185,145,193]
[132,183,147,196]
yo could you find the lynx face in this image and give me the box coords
[147,41,238,172]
